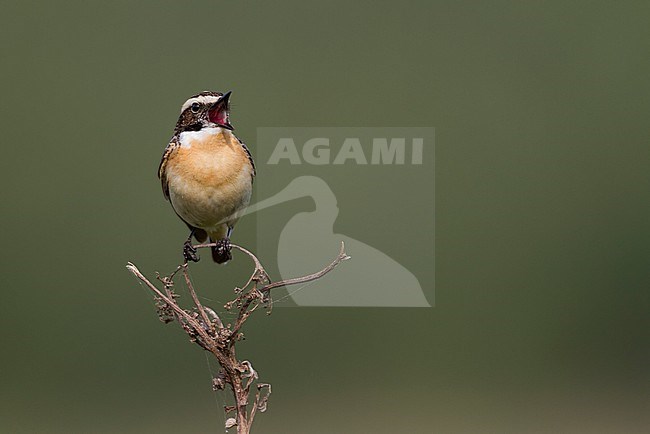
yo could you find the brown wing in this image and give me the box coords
[158,136,180,200]
[236,137,256,180]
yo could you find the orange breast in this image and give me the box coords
[168,129,249,187]
[165,128,254,229]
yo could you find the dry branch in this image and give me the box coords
[126,242,350,433]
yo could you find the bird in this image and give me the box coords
[158,90,255,263]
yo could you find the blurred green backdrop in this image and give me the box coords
[1,1,649,433]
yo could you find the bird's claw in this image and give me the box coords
[183,240,200,263]
[216,238,232,263]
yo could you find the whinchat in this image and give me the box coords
[158,91,255,263]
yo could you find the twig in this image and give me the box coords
[182,265,218,333]
[126,242,349,434]
[259,242,350,293]
[127,263,210,342]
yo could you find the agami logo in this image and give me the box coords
[267,137,425,165]
[251,127,434,307]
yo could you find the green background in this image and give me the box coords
[1,1,649,433]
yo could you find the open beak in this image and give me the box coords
[208,90,233,130]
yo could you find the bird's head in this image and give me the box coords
[175,90,233,133]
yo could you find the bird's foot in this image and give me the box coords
[183,240,200,263]
[215,238,232,263]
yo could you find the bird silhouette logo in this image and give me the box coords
[243,176,431,307]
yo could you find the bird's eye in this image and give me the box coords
[191,102,201,113]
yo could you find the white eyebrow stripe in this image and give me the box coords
[180,95,221,113]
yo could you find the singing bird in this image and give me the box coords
[158,91,255,263]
